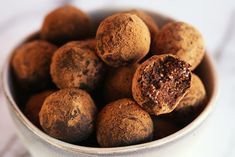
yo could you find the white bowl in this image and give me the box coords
[1,7,218,157]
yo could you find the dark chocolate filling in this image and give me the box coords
[138,56,191,112]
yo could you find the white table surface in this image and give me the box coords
[0,0,235,157]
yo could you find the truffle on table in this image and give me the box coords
[169,73,207,124]
[41,5,92,45]
[152,22,205,70]
[24,90,55,128]
[96,98,153,147]
[104,64,138,102]
[132,54,191,115]
[39,88,97,143]
[11,40,57,92]
[50,41,105,92]
[96,13,151,67]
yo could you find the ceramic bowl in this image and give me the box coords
[1,7,218,157]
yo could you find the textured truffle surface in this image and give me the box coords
[96,98,153,147]
[104,64,138,102]
[11,40,57,91]
[25,90,54,128]
[132,54,191,115]
[41,5,92,44]
[39,88,97,143]
[96,13,150,67]
[152,22,205,70]
[50,41,105,91]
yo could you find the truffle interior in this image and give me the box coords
[139,56,191,112]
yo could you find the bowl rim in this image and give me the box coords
[1,7,219,155]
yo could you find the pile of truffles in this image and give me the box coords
[11,5,207,147]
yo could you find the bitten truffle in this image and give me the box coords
[104,64,138,102]
[170,73,207,124]
[132,54,191,115]
[41,5,92,45]
[96,13,150,67]
[126,9,159,51]
[25,90,54,128]
[11,40,57,91]
[39,88,97,143]
[152,22,205,70]
[152,117,179,140]
[96,98,153,147]
[50,41,105,92]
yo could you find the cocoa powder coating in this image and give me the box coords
[41,5,92,45]
[96,13,151,67]
[11,40,57,91]
[96,98,153,147]
[39,88,97,143]
[50,41,105,92]
[152,22,205,70]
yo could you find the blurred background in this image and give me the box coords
[0,0,235,156]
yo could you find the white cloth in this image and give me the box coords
[0,0,235,157]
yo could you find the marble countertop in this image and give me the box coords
[0,0,235,157]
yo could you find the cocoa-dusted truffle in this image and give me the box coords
[97,98,153,147]
[11,40,57,91]
[153,118,179,140]
[152,22,205,70]
[41,5,92,45]
[25,90,54,128]
[39,88,97,143]
[170,73,206,124]
[96,13,150,67]
[104,64,138,102]
[126,9,159,50]
[50,41,105,92]
[132,54,191,115]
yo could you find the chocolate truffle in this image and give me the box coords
[25,90,54,128]
[50,41,105,91]
[41,5,92,45]
[104,64,138,102]
[97,98,153,147]
[170,73,207,124]
[96,13,151,67]
[39,88,97,143]
[132,54,191,115]
[152,22,205,70]
[152,118,179,140]
[11,40,57,91]
[126,9,159,51]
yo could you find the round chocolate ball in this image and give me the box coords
[152,22,205,70]
[104,64,138,102]
[96,13,151,67]
[11,40,57,91]
[41,5,92,45]
[96,98,153,147]
[132,54,191,115]
[39,88,97,143]
[50,41,105,92]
